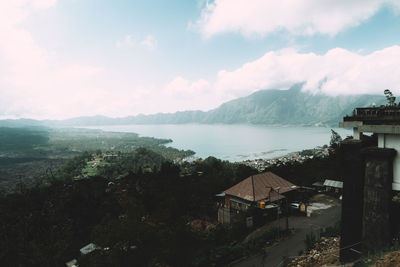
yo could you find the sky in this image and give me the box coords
[1,0,400,119]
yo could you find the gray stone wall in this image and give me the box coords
[339,139,365,262]
[340,141,396,263]
[361,147,396,253]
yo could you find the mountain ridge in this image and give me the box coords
[0,84,386,127]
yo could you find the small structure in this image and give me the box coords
[218,172,298,224]
[80,243,99,255]
[323,179,343,193]
[65,259,78,267]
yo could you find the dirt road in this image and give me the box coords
[231,195,341,267]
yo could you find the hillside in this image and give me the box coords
[1,84,386,127]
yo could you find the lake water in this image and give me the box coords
[82,124,351,162]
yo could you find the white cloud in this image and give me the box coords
[158,76,222,111]
[166,76,210,95]
[153,46,400,115]
[116,34,157,50]
[116,34,135,48]
[214,46,400,97]
[196,0,400,38]
[72,78,219,117]
[30,0,57,9]
[140,35,157,51]
[0,0,104,119]
[2,1,400,120]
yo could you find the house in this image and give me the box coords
[323,179,343,193]
[218,172,298,224]
[224,172,298,209]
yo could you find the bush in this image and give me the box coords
[305,231,318,250]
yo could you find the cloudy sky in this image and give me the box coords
[1,0,400,119]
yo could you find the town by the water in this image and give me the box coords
[241,146,331,172]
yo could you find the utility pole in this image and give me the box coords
[276,186,281,236]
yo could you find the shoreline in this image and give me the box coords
[239,145,331,172]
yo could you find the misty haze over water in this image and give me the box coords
[82,124,351,161]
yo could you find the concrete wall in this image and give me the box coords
[340,141,397,262]
[339,139,365,263]
[362,147,396,253]
[218,207,231,224]
[382,134,400,190]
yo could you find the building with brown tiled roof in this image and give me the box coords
[217,172,298,225]
[224,172,298,211]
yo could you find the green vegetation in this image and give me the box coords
[0,127,194,193]
[384,89,396,106]
[0,126,347,266]
[48,128,194,160]
[0,152,263,266]
[0,126,50,155]
[330,129,342,148]
[266,149,341,186]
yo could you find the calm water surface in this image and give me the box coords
[82,124,351,162]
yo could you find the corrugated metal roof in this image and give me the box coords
[224,172,297,202]
[312,181,324,187]
[80,243,98,255]
[323,179,343,188]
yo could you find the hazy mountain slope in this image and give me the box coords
[51,111,207,126]
[201,84,385,125]
[1,84,386,127]
[0,119,44,127]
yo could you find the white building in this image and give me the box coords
[340,107,400,190]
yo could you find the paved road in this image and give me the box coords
[231,203,341,267]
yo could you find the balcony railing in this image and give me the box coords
[344,107,400,124]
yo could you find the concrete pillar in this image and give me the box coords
[339,139,365,263]
[378,133,385,148]
[353,127,361,140]
[361,147,396,253]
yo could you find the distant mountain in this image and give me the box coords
[0,119,44,128]
[1,84,386,127]
[200,84,386,125]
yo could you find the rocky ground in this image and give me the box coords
[370,250,400,266]
[287,237,340,267]
[287,237,400,267]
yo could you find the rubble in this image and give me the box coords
[287,237,340,267]
[187,219,216,233]
[371,250,400,266]
[288,236,400,267]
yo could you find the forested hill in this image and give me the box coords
[1,84,386,127]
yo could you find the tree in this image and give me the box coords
[330,129,342,148]
[384,89,396,106]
